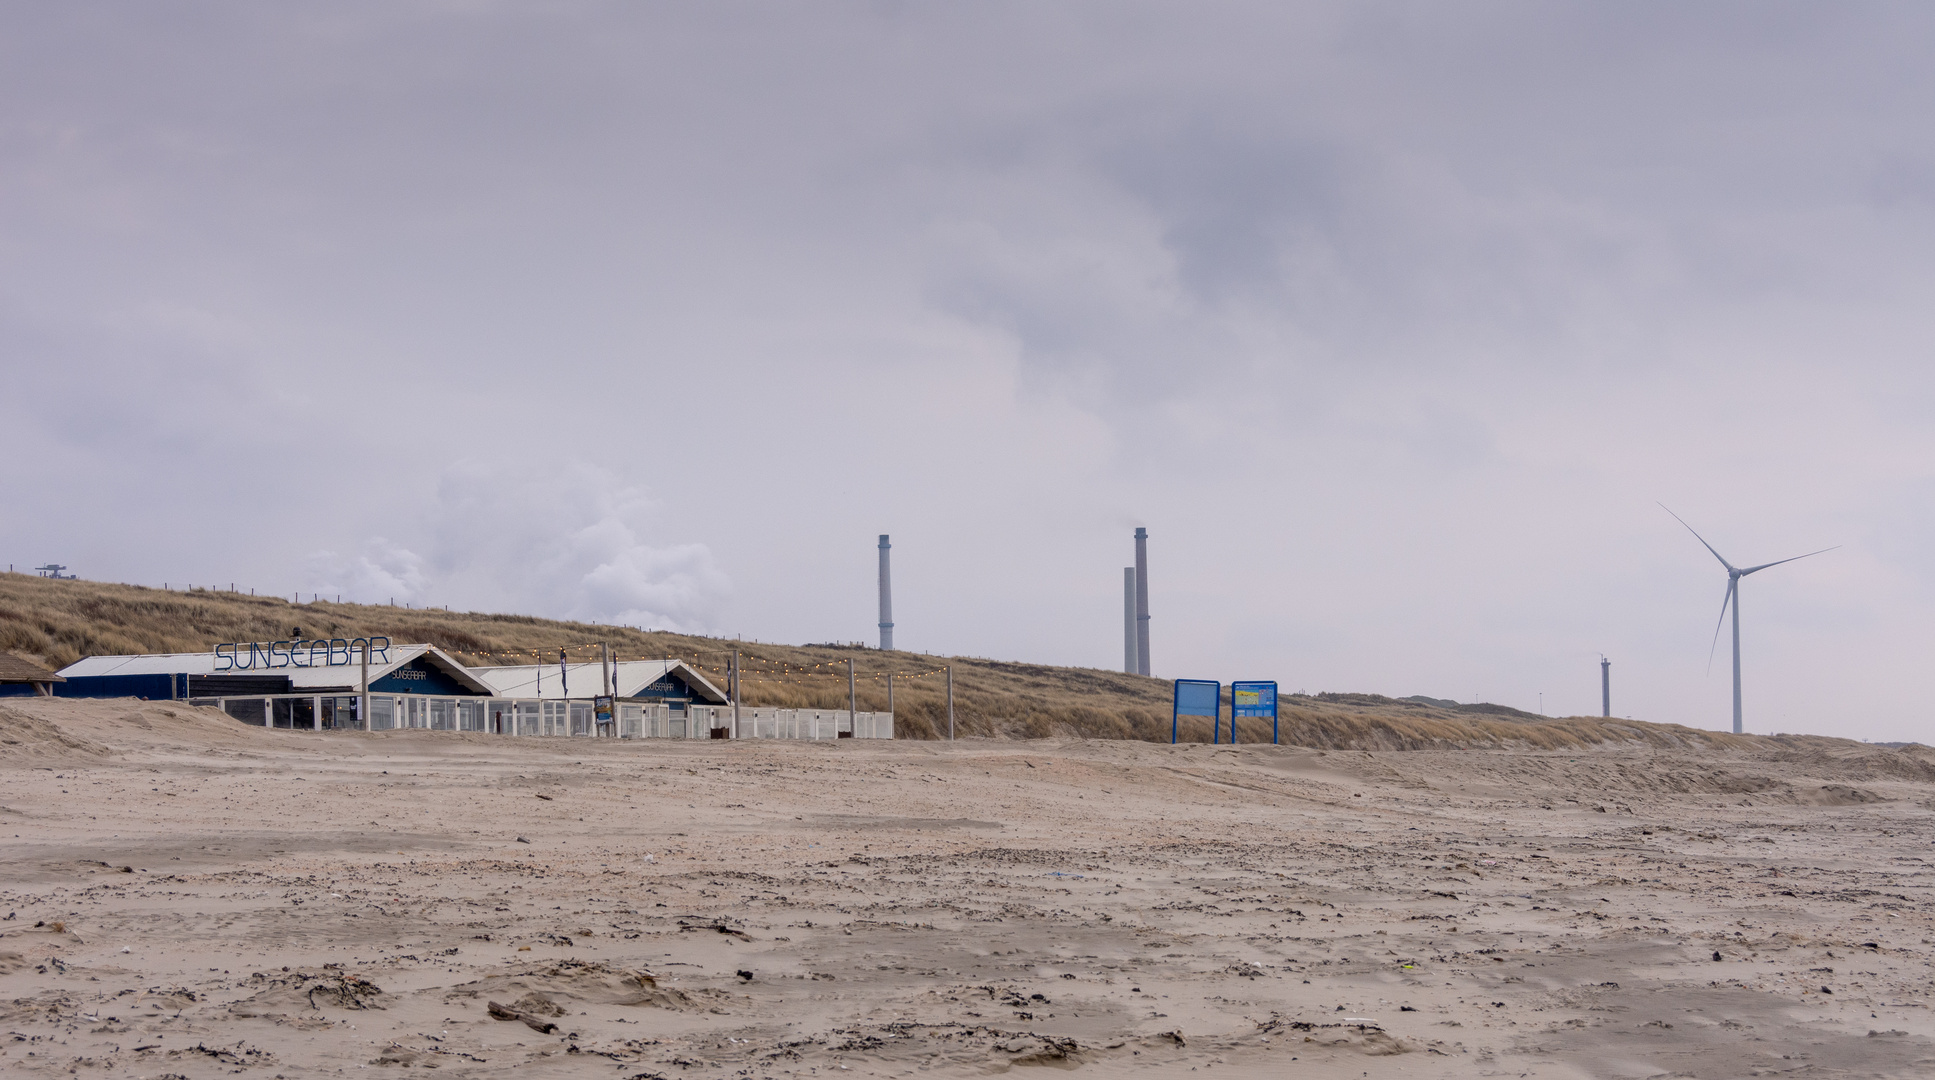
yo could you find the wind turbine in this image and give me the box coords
[1661,505,1835,734]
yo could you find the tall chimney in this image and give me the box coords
[1601,656,1611,718]
[1134,527,1151,676]
[877,534,894,651]
[1123,567,1137,673]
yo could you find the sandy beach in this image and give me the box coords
[4,697,1934,1078]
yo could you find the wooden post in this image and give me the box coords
[360,642,370,731]
[732,650,741,738]
[946,665,954,741]
[847,659,855,733]
[312,695,321,732]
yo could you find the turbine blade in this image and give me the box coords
[1706,578,1735,675]
[1659,503,1737,572]
[1738,545,1840,575]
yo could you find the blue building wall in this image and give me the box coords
[56,674,178,700]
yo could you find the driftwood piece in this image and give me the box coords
[487,999,560,1034]
[677,920,752,940]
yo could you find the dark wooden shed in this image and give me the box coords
[0,653,65,697]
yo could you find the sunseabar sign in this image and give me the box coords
[213,637,394,671]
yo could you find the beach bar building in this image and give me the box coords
[52,642,891,740]
[468,660,730,738]
[56,641,492,729]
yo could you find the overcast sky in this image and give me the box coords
[4,3,1933,739]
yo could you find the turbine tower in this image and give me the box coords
[1663,506,1834,734]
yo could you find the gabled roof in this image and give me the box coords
[0,653,63,683]
[468,659,728,703]
[56,645,494,694]
[361,645,496,695]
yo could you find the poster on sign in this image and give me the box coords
[1231,680,1279,745]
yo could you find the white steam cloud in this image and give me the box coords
[303,539,427,606]
[305,464,730,631]
[300,462,727,632]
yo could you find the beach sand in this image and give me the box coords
[3,697,1933,1078]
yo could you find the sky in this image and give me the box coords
[3,3,1933,740]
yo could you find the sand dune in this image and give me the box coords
[3,697,1934,1077]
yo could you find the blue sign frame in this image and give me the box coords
[1172,679,1220,744]
[1231,680,1279,745]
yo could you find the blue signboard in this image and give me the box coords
[1171,679,1220,744]
[1232,680,1279,745]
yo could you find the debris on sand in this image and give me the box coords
[679,919,753,939]
[451,960,707,1011]
[511,990,566,1016]
[488,999,561,1034]
[229,971,385,1016]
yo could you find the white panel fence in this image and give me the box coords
[191,694,892,740]
[648,705,893,741]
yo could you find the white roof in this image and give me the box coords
[58,644,495,694]
[59,652,218,678]
[468,659,728,702]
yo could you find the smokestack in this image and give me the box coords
[1134,527,1151,676]
[1601,656,1611,718]
[1123,567,1137,673]
[877,534,894,651]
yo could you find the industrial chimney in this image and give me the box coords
[1123,567,1137,673]
[878,534,894,650]
[1134,527,1150,676]
[1600,656,1610,718]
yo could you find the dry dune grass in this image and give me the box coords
[0,571,1843,750]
